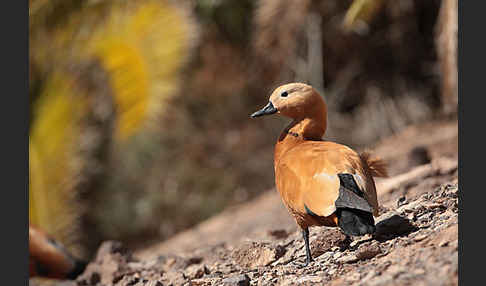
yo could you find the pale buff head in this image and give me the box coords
[251,83,328,137]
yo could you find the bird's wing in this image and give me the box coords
[276,142,378,218]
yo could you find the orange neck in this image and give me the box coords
[274,113,327,166]
[286,116,326,141]
[274,132,298,165]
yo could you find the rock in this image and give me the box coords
[296,275,323,283]
[316,251,333,263]
[310,229,346,257]
[221,274,250,286]
[417,212,434,221]
[97,240,131,258]
[424,202,447,211]
[337,244,381,264]
[408,146,431,167]
[331,246,340,252]
[439,240,449,247]
[350,234,372,247]
[74,176,458,286]
[333,252,343,260]
[185,257,204,266]
[189,278,219,286]
[356,244,381,260]
[76,241,134,286]
[413,234,428,242]
[232,242,285,268]
[268,229,289,239]
[375,213,418,238]
[184,264,210,279]
[414,268,425,275]
[89,272,101,284]
[47,282,76,286]
[337,254,358,264]
[397,196,407,208]
[396,201,422,213]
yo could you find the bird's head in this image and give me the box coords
[251,82,327,121]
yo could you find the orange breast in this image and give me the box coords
[274,137,379,228]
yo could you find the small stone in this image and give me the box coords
[356,244,381,260]
[90,272,101,285]
[333,252,343,259]
[297,275,323,283]
[166,257,176,267]
[397,196,407,208]
[438,213,450,220]
[316,251,333,262]
[186,256,204,266]
[414,268,426,275]
[407,212,416,221]
[184,264,209,279]
[414,234,428,242]
[337,254,358,264]
[425,203,447,211]
[350,234,373,248]
[268,229,289,239]
[375,213,418,237]
[439,240,449,247]
[221,274,250,286]
[418,212,434,221]
[397,201,421,213]
[232,242,285,268]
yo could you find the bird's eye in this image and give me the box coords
[281,91,288,97]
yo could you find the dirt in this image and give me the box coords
[36,119,458,286]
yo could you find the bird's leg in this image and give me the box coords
[293,228,313,267]
[339,235,353,251]
[303,228,314,265]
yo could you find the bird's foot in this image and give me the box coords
[291,257,314,268]
[338,236,353,251]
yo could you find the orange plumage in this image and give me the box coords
[251,83,387,266]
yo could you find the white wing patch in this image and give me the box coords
[313,172,338,181]
[352,173,366,192]
[313,172,364,191]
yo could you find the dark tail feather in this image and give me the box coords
[360,151,388,178]
[336,208,375,236]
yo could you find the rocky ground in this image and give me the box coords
[34,119,458,286]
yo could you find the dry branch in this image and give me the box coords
[376,157,457,195]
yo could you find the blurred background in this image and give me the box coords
[29,0,457,260]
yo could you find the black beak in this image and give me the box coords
[250,101,278,118]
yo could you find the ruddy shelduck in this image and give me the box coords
[251,83,387,266]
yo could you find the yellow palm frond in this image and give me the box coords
[29,73,86,254]
[85,1,195,139]
[343,0,385,32]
